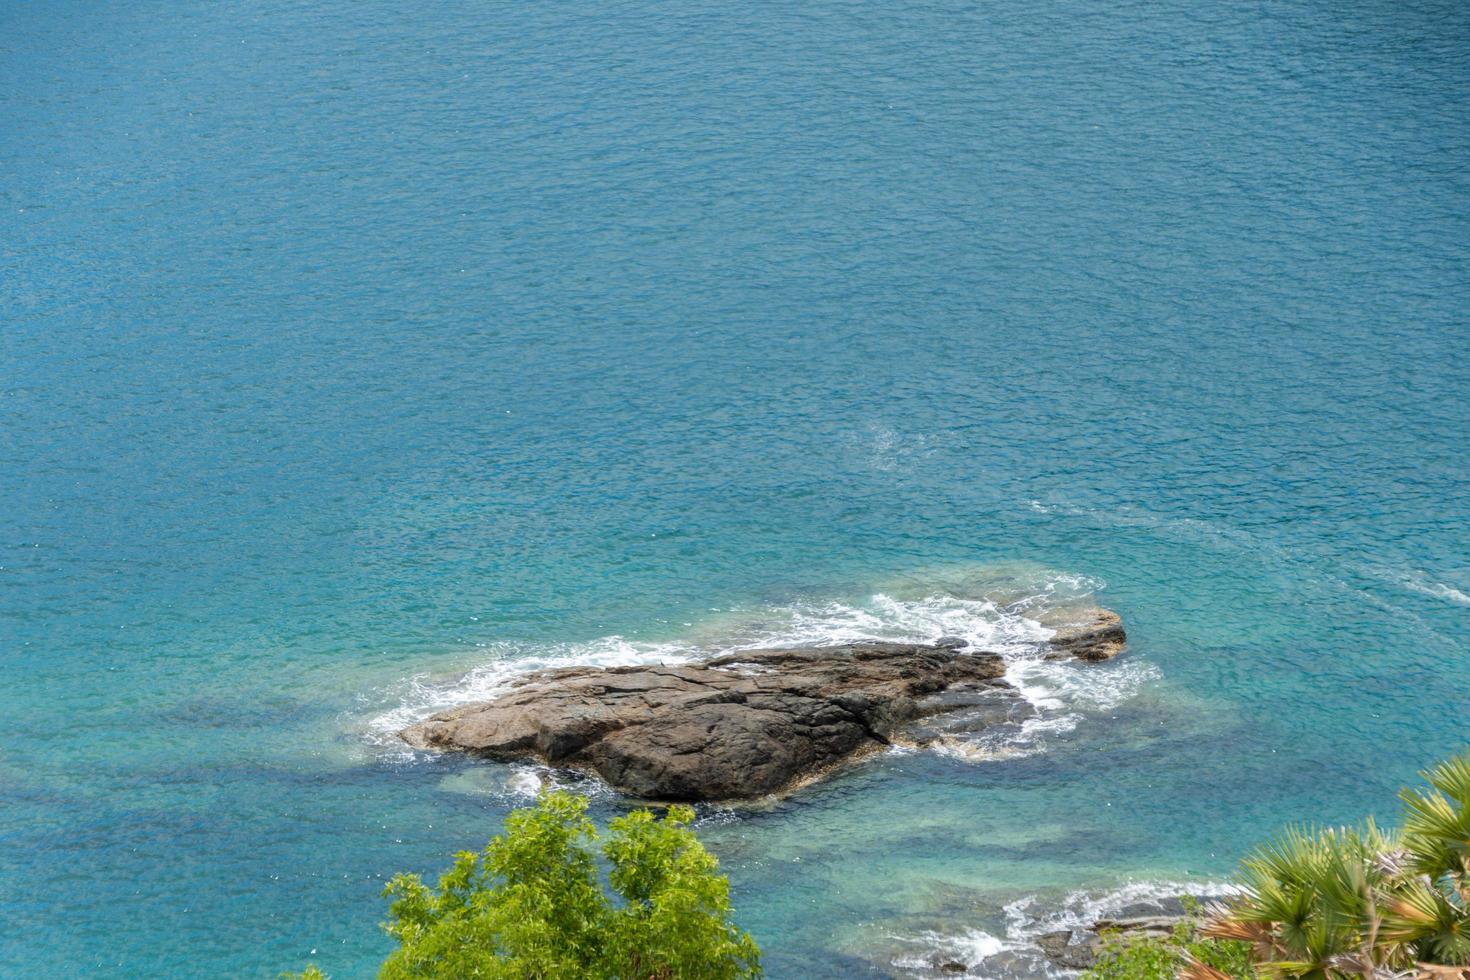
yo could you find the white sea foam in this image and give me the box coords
[363,635,695,758]
[504,768,546,798]
[1002,879,1239,941]
[723,592,1050,654]
[862,421,936,472]
[432,761,621,804]
[934,655,1160,761]
[1390,572,1470,606]
[886,879,1239,978]
[890,928,1014,972]
[1428,583,1470,606]
[363,568,1156,769]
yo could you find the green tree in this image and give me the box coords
[377,791,761,979]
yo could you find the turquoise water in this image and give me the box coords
[3,0,1469,975]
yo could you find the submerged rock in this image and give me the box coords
[1036,929,1102,970]
[899,684,1039,756]
[402,610,1126,801]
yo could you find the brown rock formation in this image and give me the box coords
[401,609,1126,801]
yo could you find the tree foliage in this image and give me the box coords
[377,791,761,979]
[288,756,1470,980]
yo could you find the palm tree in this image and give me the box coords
[1194,753,1470,980]
[1381,756,1470,973]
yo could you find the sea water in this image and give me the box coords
[2,0,1468,976]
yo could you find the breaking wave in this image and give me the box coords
[362,635,697,760]
[886,879,1238,978]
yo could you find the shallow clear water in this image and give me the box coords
[3,0,1469,975]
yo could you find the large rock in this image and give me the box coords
[401,611,1126,801]
[1037,606,1127,662]
[403,642,1007,801]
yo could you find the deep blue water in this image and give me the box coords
[3,0,1469,976]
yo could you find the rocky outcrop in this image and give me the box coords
[401,607,1126,802]
[1038,606,1127,662]
[403,643,1007,801]
[1034,895,1217,972]
[1036,916,1181,970]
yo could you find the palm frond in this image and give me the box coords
[1414,963,1470,980]
[1401,755,1470,881]
[1424,757,1470,809]
[1201,911,1269,944]
[1180,958,1236,980]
